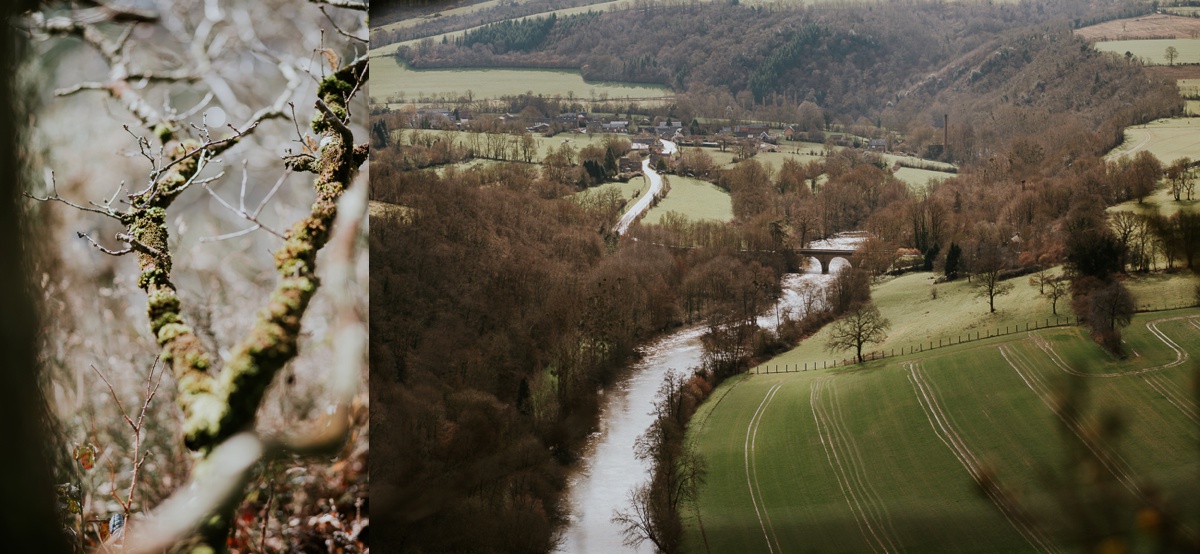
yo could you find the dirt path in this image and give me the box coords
[810,379,901,553]
[745,383,783,554]
[904,362,1060,554]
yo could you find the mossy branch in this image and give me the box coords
[191,61,366,451]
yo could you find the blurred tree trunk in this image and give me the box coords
[0,1,72,551]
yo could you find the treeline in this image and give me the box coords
[371,132,797,550]
[456,13,561,54]
[371,0,603,47]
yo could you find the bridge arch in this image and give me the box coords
[808,253,852,274]
[797,247,857,274]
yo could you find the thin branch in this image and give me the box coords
[27,171,125,219]
[89,365,135,431]
[253,170,292,218]
[318,6,366,43]
[77,232,133,256]
[126,69,201,83]
[115,233,165,258]
[199,224,263,243]
[201,172,286,239]
[316,97,352,138]
[174,91,214,122]
[308,0,367,11]
[54,82,107,97]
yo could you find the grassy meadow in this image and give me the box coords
[644,175,734,224]
[1106,117,1200,165]
[686,304,1200,552]
[371,57,671,105]
[1094,38,1200,65]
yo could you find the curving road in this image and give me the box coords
[612,140,675,235]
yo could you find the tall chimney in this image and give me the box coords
[943,114,948,153]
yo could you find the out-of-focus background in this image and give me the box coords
[19,0,368,550]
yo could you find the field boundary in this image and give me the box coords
[754,316,1077,374]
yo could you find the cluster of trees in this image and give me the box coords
[371,0,601,47]
[455,13,564,54]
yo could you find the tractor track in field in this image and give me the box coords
[1028,315,1192,377]
[904,361,1061,554]
[746,383,784,554]
[999,344,1142,496]
[1142,371,1200,425]
[1029,317,1199,424]
[810,378,902,553]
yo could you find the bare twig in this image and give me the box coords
[318,6,366,42]
[89,359,165,521]
[308,0,367,11]
[78,232,133,256]
[114,233,166,257]
[26,170,125,220]
[200,165,286,239]
[316,97,351,138]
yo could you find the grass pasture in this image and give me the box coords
[644,175,733,224]
[1106,116,1200,165]
[686,308,1200,553]
[1093,38,1200,65]
[1076,14,1200,42]
[371,57,671,105]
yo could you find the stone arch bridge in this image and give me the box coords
[796,247,858,274]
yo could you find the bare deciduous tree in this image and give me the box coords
[825,301,890,363]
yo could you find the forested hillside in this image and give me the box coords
[370,157,793,550]
[398,0,1169,141]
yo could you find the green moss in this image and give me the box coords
[183,349,211,371]
[317,73,353,101]
[156,322,192,345]
[138,268,165,289]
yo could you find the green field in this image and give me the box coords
[893,165,954,192]
[1165,6,1200,16]
[1094,38,1200,65]
[704,145,955,192]
[644,175,734,224]
[1106,117,1200,165]
[371,57,671,105]
[686,307,1200,553]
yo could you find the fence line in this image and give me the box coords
[753,315,1076,375]
[752,303,1200,376]
[1134,303,1199,314]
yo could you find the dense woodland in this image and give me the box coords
[373,0,1195,551]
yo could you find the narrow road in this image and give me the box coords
[613,140,675,235]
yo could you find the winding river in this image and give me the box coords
[558,229,864,552]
